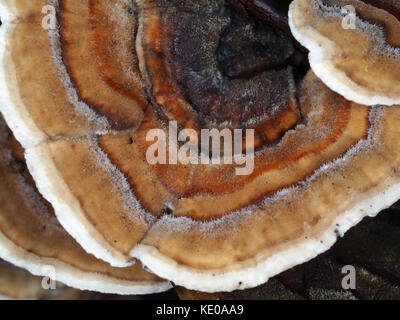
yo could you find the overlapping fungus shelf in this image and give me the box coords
[0,0,400,293]
[0,114,170,294]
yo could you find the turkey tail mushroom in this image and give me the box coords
[1,0,400,294]
[289,0,400,106]
[0,115,171,295]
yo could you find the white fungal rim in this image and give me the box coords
[0,0,399,295]
[0,228,172,295]
[0,3,134,268]
[25,143,136,268]
[288,0,400,107]
[131,181,400,292]
[0,20,47,149]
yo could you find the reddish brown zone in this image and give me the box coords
[97,105,370,220]
[136,102,355,197]
[58,1,142,130]
[143,11,299,151]
[254,101,299,144]
[98,101,362,206]
[143,13,200,133]
[88,1,147,109]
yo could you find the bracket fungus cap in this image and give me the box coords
[1,0,400,293]
[0,116,171,295]
[289,0,400,106]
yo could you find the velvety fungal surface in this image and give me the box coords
[0,0,400,293]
